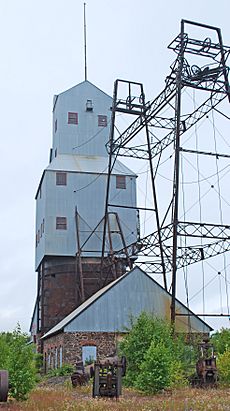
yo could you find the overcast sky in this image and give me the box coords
[0,0,230,333]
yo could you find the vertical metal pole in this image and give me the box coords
[100,80,119,280]
[83,3,87,81]
[216,28,230,103]
[75,208,85,302]
[141,84,167,290]
[171,20,185,325]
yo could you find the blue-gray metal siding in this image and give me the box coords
[64,268,211,334]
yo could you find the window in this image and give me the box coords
[56,217,67,230]
[116,175,126,189]
[68,112,78,125]
[55,119,57,132]
[98,115,107,127]
[86,99,93,111]
[56,172,67,186]
[42,218,45,234]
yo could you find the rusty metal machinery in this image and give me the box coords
[92,357,125,398]
[0,370,9,402]
[71,360,90,387]
[193,338,218,387]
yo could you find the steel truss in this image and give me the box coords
[101,19,230,323]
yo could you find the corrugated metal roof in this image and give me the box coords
[46,154,137,176]
[42,266,212,339]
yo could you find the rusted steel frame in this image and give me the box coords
[180,147,230,159]
[107,79,177,154]
[107,214,117,279]
[118,91,226,160]
[142,84,167,290]
[216,27,230,103]
[171,19,185,325]
[75,208,85,302]
[137,237,230,272]
[79,214,106,250]
[177,221,230,239]
[115,213,133,269]
[100,80,119,281]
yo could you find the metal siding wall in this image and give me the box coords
[35,175,47,269]
[64,268,211,334]
[53,82,112,157]
[36,169,137,261]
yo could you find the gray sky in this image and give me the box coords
[0,0,230,333]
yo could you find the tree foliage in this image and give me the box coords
[119,312,195,393]
[0,324,37,401]
[211,327,230,355]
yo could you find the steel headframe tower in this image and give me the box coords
[101,20,230,324]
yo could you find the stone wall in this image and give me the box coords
[42,331,124,372]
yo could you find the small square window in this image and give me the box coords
[68,112,78,125]
[56,172,67,186]
[86,99,93,111]
[56,217,67,230]
[98,115,107,127]
[116,175,126,189]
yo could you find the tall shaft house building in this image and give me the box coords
[31,80,138,344]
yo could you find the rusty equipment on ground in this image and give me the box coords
[193,338,217,387]
[92,356,126,398]
[71,361,90,387]
[0,370,9,402]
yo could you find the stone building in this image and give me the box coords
[41,266,212,370]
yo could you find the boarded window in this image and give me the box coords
[56,217,67,230]
[68,112,78,125]
[98,115,107,127]
[116,175,126,189]
[56,172,67,186]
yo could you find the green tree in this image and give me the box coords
[211,328,230,354]
[217,349,230,384]
[135,341,173,393]
[119,312,190,392]
[0,324,37,401]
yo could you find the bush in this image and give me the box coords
[211,328,230,355]
[0,324,37,401]
[47,363,75,377]
[119,312,190,393]
[135,341,173,393]
[217,349,230,385]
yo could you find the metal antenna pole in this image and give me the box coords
[84,3,87,81]
[171,20,185,325]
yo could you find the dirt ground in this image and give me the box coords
[1,377,230,410]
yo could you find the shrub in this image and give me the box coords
[47,363,75,377]
[119,312,189,392]
[0,324,37,401]
[217,349,230,385]
[135,341,173,393]
[211,328,230,354]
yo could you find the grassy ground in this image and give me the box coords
[2,383,230,410]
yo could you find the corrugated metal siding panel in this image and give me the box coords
[64,268,211,334]
[52,81,112,157]
[36,169,137,262]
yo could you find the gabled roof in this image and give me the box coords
[35,154,136,199]
[53,80,112,111]
[42,266,212,339]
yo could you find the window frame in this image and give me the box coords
[56,216,67,230]
[98,115,107,127]
[56,172,67,186]
[116,175,126,189]
[68,112,78,125]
